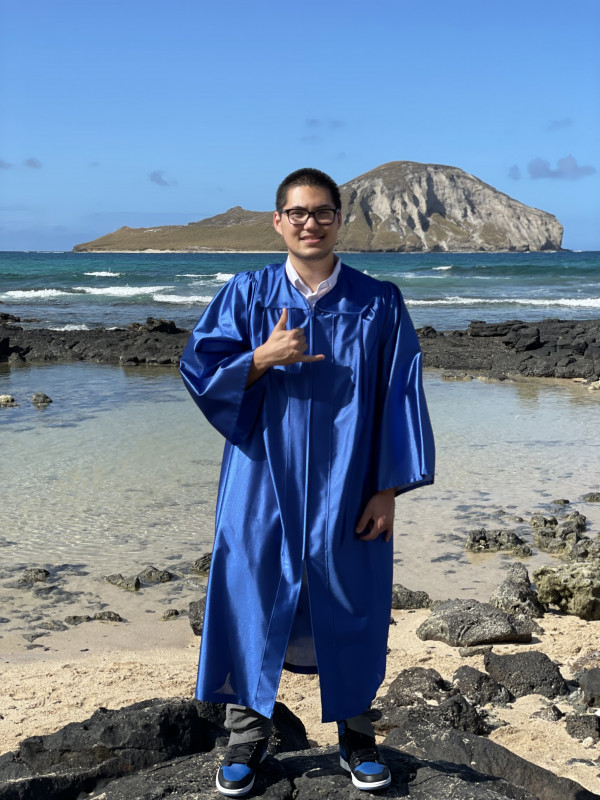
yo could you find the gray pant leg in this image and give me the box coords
[225,704,273,745]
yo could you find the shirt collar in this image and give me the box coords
[285,255,341,298]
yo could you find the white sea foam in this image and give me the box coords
[432,266,453,271]
[176,273,234,281]
[73,285,170,297]
[83,271,123,277]
[516,297,600,308]
[2,289,71,299]
[153,293,213,304]
[49,324,90,331]
[407,296,600,308]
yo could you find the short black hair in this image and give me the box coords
[275,167,341,212]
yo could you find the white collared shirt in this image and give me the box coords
[285,256,341,309]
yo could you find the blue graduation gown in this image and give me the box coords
[180,261,434,723]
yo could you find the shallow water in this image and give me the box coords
[1,363,599,600]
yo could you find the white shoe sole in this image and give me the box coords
[340,755,392,790]
[215,773,256,797]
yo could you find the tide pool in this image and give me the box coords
[2,363,599,600]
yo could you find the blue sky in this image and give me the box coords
[1,0,598,251]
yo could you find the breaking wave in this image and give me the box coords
[49,324,90,331]
[1,289,71,299]
[83,271,123,277]
[153,293,213,304]
[73,286,170,297]
[407,296,600,308]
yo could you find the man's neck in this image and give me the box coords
[287,254,336,292]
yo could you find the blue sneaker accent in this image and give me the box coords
[338,723,391,791]
[220,763,253,782]
[216,738,269,797]
[353,761,388,776]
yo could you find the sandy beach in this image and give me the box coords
[2,606,600,794]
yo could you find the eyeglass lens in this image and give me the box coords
[285,208,338,225]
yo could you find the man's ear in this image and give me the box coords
[273,210,283,235]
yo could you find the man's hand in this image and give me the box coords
[355,488,396,542]
[247,308,325,386]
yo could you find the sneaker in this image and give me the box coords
[216,738,269,797]
[338,724,391,791]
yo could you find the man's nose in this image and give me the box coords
[304,213,320,228]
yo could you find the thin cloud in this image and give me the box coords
[507,165,521,180]
[528,155,596,180]
[0,159,13,169]
[149,170,177,187]
[23,157,42,168]
[547,117,573,131]
[305,118,345,129]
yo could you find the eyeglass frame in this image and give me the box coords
[279,207,340,226]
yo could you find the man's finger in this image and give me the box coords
[359,528,376,541]
[355,511,371,534]
[298,354,326,363]
[274,308,288,330]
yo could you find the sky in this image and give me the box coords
[1,0,599,251]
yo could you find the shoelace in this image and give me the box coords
[350,746,380,765]
[224,741,263,765]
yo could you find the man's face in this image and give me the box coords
[273,185,341,265]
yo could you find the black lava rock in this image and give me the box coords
[453,665,512,706]
[483,651,569,699]
[416,599,535,647]
[580,668,600,708]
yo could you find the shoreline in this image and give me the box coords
[1,315,600,382]
[68,248,571,254]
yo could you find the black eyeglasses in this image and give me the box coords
[280,207,339,226]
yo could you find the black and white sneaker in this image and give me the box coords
[338,724,391,791]
[216,738,269,797]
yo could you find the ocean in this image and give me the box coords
[1,250,599,332]
[1,250,600,601]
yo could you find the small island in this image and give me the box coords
[73,161,563,254]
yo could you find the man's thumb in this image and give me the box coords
[275,308,288,329]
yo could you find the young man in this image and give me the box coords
[180,168,435,796]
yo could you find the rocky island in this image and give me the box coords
[73,161,563,253]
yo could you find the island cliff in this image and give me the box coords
[73,161,563,253]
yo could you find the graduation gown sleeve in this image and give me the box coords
[373,282,435,496]
[179,271,265,445]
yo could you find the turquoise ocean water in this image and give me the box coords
[1,250,600,599]
[1,250,599,331]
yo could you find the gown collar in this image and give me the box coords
[264,260,350,311]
